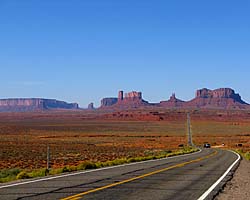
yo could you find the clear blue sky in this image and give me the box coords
[0,0,249,107]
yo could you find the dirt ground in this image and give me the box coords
[1,110,250,170]
[216,159,250,200]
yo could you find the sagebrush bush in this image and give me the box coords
[49,168,64,175]
[16,171,30,179]
[0,168,20,178]
[244,152,250,160]
[28,169,47,177]
[84,162,97,169]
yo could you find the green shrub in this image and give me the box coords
[0,168,21,183]
[244,152,250,160]
[112,159,127,165]
[84,162,97,169]
[16,171,31,180]
[60,166,78,173]
[95,162,104,168]
[76,163,86,171]
[128,158,136,162]
[49,168,64,175]
[0,168,21,179]
[0,176,17,183]
[76,161,96,170]
[63,166,77,172]
[28,169,47,178]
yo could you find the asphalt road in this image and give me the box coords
[0,149,239,200]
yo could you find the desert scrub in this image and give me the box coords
[0,168,49,183]
[235,149,250,160]
[27,168,48,177]
[16,171,31,180]
[0,168,21,183]
[244,152,250,160]
[0,146,198,183]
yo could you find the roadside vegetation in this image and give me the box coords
[0,146,198,183]
[235,149,250,160]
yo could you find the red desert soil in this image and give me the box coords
[1,109,250,170]
[216,159,250,200]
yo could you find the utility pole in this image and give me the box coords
[187,113,193,146]
[47,145,50,172]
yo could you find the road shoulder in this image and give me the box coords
[215,159,250,200]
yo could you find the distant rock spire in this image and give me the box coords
[118,91,124,101]
[88,102,95,110]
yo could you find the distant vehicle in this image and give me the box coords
[204,143,211,148]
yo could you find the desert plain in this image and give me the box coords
[0,109,250,171]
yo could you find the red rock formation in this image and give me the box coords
[100,91,149,109]
[101,98,118,107]
[100,88,249,110]
[118,91,124,102]
[196,88,242,99]
[188,88,248,109]
[160,93,185,108]
[0,99,79,112]
[88,103,95,110]
[117,91,149,108]
[124,91,142,101]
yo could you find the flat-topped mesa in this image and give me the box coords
[0,98,79,112]
[42,99,79,109]
[0,99,43,108]
[116,91,149,108]
[187,88,248,109]
[100,90,149,108]
[124,91,142,101]
[101,98,118,107]
[196,88,245,103]
[118,91,149,105]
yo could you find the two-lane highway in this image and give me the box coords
[0,149,240,200]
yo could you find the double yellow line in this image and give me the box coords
[62,150,217,200]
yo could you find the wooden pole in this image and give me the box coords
[47,145,50,171]
[187,113,193,146]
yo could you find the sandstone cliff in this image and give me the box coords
[100,88,249,110]
[101,98,118,107]
[187,88,248,109]
[101,91,149,109]
[124,91,142,101]
[0,98,79,112]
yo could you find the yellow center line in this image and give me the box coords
[61,150,218,200]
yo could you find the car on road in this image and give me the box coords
[204,143,211,148]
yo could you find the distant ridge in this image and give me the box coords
[100,88,249,110]
[0,88,249,112]
[0,98,79,112]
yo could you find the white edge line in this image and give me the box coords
[197,150,241,200]
[0,149,202,189]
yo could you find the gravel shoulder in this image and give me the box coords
[216,159,250,200]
